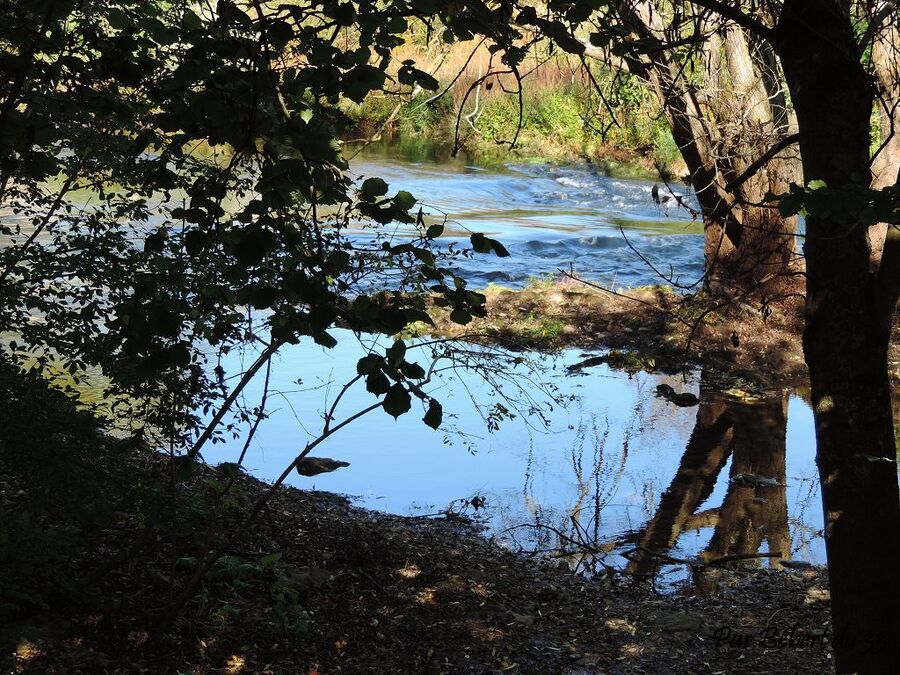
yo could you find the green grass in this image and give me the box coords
[342,71,680,178]
[522,314,565,341]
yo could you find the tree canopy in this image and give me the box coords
[0,0,535,443]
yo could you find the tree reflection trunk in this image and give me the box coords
[626,377,734,577]
[629,379,792,586]
[701,393,790,564]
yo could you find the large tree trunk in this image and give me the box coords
[602,2,799,295]
[776,1,900,671]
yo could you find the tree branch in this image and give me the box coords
[857,1,897,54]
[186,340,282,463]
[683,0,774,40]
[724,133,800,193]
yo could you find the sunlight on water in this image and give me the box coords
[348,147,705,290]
[206,331,825,587]
[188,148,825,587]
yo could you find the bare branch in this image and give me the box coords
[858,1,898,54]
[724,132,800,193]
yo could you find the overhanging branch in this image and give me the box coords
[683,0,774,40]
[858,1,897,54]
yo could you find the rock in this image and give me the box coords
[669,392,699,406]
[655,383,699,407]
[296,457,350,476]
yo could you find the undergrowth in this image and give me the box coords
[0,358,311,665]
[343,44,681,177]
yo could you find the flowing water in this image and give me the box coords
[349,142,705,289]
[205,145,827,589]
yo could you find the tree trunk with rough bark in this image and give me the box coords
[776,1,900,671]
[598,2,800,295]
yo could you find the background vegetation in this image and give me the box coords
[343,41,682,175]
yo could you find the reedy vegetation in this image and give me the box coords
[344,40,681,172]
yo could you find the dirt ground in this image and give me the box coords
[8,467,835,675]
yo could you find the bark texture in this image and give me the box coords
[870,8,900,265]
[776,1,900,671]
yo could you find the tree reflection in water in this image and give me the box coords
[628,380,792,590]
[518,370,810,591]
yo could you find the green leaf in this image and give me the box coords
[425,223,444,239]
[383,383,411,418]
[357,354,382,375]
[260,552,283,567]
[249,287,279,309]
[402,361,426,379]
[105,7,130,30]
[314,331,337,348]
[332,2,357,25]
[450,308,472,325]
[423,398,442,429]
[386,16,408,34]
[413,248,435,267]
[393,190,416,211]
[144,228,168,253]
[386,340,406,367]
[366,369,391,395]
[778,193,805,218]
[470,232,492,254]
[173,455,194,483]
[361,177,389,199]
[470,233,509,257]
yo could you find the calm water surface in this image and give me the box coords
[209,335,823,588]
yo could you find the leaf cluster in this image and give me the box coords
[0,0,536,441]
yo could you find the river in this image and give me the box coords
[349,142,705,289]
[204,145,826,589]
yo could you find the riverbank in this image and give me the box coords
[427,278,808,387]
[425,277,900,391]
[2,426,830,674]
[341,43,683,180]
